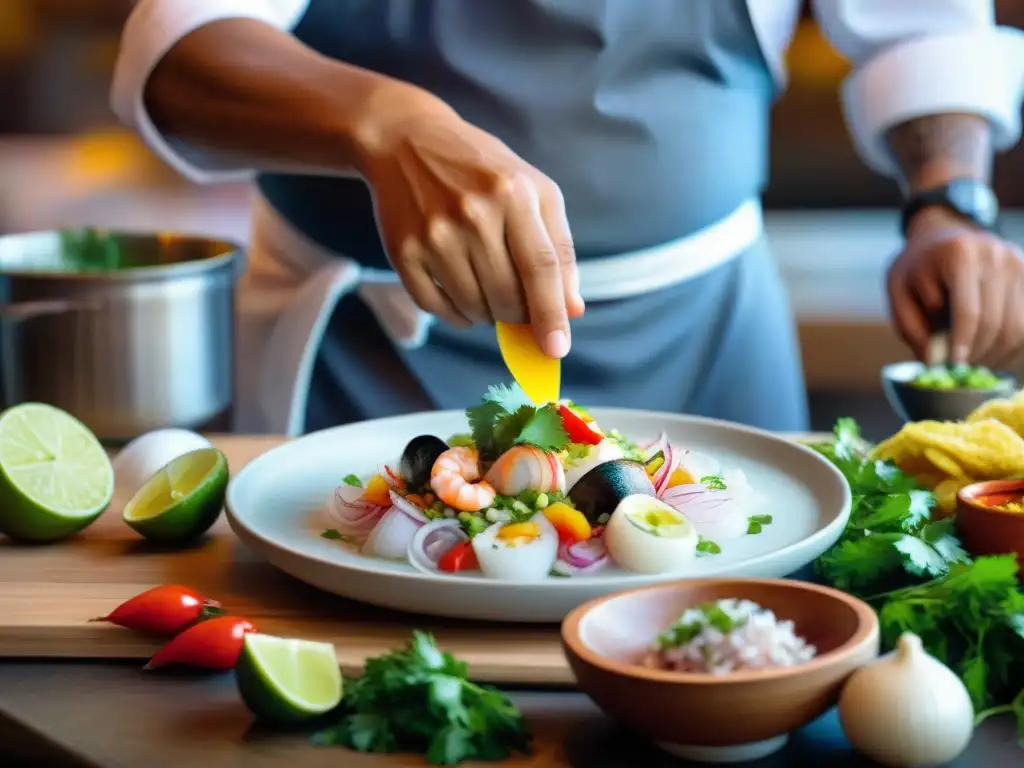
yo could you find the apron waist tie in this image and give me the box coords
[238,196,763,436]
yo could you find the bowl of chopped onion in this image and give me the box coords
[561,578,878,763]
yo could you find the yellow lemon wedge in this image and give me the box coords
[495,321,561,405]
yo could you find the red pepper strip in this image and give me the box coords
[143,616,257,671]
[558,405,602,445]
[438,540,479,572]
[91,585,223,635]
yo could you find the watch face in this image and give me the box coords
[947,179,999,225]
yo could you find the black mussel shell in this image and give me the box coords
[567,459,656,524]
[400,435,449,489]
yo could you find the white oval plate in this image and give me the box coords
[226,408,850,623]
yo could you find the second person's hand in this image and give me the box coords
[353,81,585,359]
[887,207,1024,367]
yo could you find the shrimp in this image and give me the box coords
[430,446,497,511]
[484,445,566,497]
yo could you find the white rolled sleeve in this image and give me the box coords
[812,0,1024,175]
[111,0,309,184]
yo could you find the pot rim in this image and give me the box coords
[0,230,245,284]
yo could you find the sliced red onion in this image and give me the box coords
[389,489,429,523]
[407,519,469,575]
[642,434,666,455]
[326,485,387,536]
[362,505,424,560]
[559,536,608,568]
[652,441,675,494]
[660,484,750,541]
[661,484,735,518]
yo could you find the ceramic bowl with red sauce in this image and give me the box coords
[956,479,1024,571]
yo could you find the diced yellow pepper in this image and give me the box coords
[667,468,695,488]
[543,502,591,542]
[364,474,392,507]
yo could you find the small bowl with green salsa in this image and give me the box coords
[881,362,1017,423]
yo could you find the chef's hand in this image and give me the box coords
[887,206,1024,366]
[355,82,584,359]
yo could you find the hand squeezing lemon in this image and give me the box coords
[495,322,561,404]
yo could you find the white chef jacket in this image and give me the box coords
[109,0,1024,436]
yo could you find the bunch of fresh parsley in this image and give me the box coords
[313,632,531,765]
[466,383,570,461]
[810,419,1024,739]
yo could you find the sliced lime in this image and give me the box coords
[0,403,113,542]
[235,634,343,723]
[123,447,228,543]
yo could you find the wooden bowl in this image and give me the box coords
[957,479,1024,571]
[561,578,879,763]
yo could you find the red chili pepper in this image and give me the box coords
[438,540,479,572]
[91,585,223,635]
[143,616,257,671]
[558,405,602,445]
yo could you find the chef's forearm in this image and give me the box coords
[884,113,992,195]
[144,18,416,175]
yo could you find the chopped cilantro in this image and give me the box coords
[701,475,726,490]
[465,383,569,460]
[513,405,568,452]
[313,632,531,764]
[342,474,362,488]
[696,537,721,556]
[564,442,594,463]
[811,419,1024,741]
[321,529,357,544]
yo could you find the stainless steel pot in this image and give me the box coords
[0,229,244,442]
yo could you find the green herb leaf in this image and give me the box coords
[701,475,726,490]
[466,401,507,460]
[513,404,569,453]
[816,532,906,592]
[696,537,721,556]
[313,631,531,764]
[342,474,362,488]
[749,514,773,525]
[321,529,342,540]
[892,535,948,579]
[746,520,762,535]
[481,382,534,412]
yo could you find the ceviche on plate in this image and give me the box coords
[321,385,774,582]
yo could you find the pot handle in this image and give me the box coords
[256,259,361,437]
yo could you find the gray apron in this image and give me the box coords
[258,0,809,433]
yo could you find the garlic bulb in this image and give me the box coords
[838,633,974,767]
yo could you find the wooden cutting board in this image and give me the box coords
[0,431,832,684]
[0,435,569,684]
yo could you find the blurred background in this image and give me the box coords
[2,0,1023,437]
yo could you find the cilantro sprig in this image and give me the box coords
[314,632,531,764]
[810,418,968,594]
[466,383,570,461]
[810,419,1024,742]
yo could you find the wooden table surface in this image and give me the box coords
[0,434,1020,767]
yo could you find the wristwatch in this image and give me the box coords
[900,178,1000,237]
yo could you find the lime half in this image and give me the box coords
[235,634,343,723]
[0,403,113,542]
[123,447,228,543]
